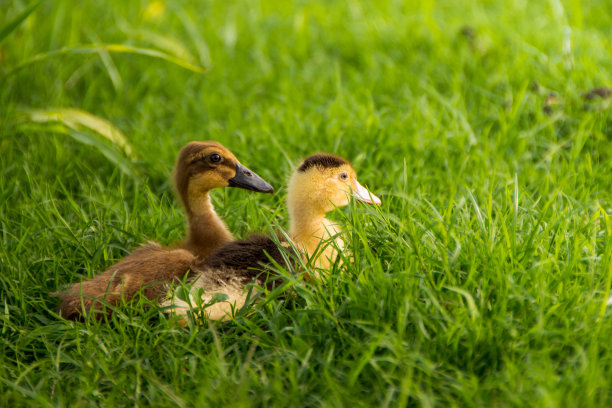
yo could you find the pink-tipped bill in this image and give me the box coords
[353,180,381,205]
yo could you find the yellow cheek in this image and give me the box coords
[324,185,349,208]
[335,181,351,198]
[188,173,227,196]
[336,192,350,207]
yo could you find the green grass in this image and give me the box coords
[2,0,612,406]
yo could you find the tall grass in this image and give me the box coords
[2,0,612,406]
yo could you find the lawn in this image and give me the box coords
[2,0,612,406]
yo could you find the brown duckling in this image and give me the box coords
[163,153,380,321]
[55,141,273,319]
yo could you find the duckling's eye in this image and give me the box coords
[209,153,222,163]
[339,172,348,181]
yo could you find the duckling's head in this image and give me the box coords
[287,153,381,217]
[175,141,273,212]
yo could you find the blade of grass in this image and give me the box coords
[0,0,44,45]
[23,108,133,157]
[15,108,140,180]
[4,43,207,76]
[87,32,123,92]
[176,8,212,69]
[119,24,198,66]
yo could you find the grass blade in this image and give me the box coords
[17,108,139,179]
[5,43,208,76]
[119,24,198,66]
[0,0,44,45]
[24,108,133,157]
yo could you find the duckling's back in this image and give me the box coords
[203,234,297,286]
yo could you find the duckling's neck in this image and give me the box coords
[289,206,344,269]
[182,193,233,258]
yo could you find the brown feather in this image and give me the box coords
[55,244,195,319]
[200,234,298,290]
[162,236,296,321]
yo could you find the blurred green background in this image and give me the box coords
[3,0,612,406]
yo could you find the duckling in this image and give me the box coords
[164,153,380,321]
[55,141,273,319]
[287,153,380,270]
[173,141,273,256]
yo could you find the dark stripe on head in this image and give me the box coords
[297,153,348,173]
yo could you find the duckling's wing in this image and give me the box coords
[55,244,195,320]
[204,234,297,272]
